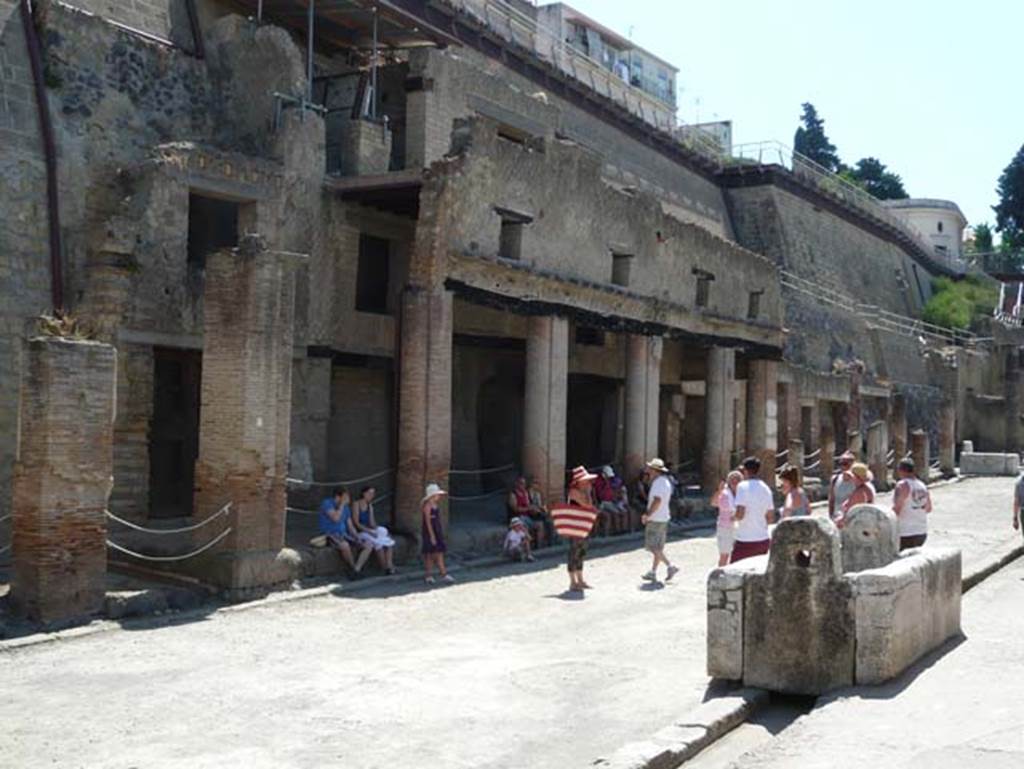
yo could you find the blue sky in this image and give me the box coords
[565,0,1022,231]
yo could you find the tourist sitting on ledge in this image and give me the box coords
[594,465,629,535]
[318,487,373,578]
[507,476,548,548]
[352,486,397,575]
[504,517,535,562]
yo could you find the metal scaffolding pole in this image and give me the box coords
[307,0,315,104]
[371,5,378,119]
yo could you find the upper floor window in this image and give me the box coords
[356,234,391,314]
[187,193,239,270]
[937,221,944,233]
[495,207,533,261]
[611,251,633,287]
[747,290,763,320]
[693,268,715,308]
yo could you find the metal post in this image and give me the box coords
[257,0,263,23]
[307,0,315,105]
[371,6,378,119]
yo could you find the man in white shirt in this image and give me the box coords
[892,459,932,550]
[641,458,680,582]
[732,456,775,562]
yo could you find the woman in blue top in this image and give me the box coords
[318,487,372,577]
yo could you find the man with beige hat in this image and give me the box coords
[641,458,679,583]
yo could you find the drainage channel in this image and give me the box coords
[682,694,816,768]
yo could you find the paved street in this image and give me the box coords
[715,550,1024,768]
[0,477,1020,769]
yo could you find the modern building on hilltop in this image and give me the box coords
[883,198,968,271]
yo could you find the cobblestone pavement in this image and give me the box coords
[0,477,1019,769]
[717,548,1024,768]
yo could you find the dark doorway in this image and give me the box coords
[149,347,202,517]
[567,374,619,470]
[476,374,523,491]
[187,193,239,269]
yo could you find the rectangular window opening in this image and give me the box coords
[356,234,391,314]
[611,252,633,287]
[747,290,763,320]
[495,207,532,261]
[575,326,605,347]
[187,193,239,270]
[693,268,715,308]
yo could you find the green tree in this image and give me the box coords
[848,157,908,200]
[793,103,841,172]
[969,222,994,254]
[922,275,1000,330]
[994,143,1024,251]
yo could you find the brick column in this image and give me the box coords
[777,380,801,452]
[847,429,863,460]
[847,367,863,448]
[911,429,930,483]
[703,346,735,492]
[523,315,568,507]
[938,400,956,476]
[746,359,779,480]
[192,239,302,591]
[866,420,889,491]
[819,403,835,478]
[625,334,662,481]
[395,287,453,544]
[11,337,116,623]
[891,393,908,461]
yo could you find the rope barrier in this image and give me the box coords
[448,463,515,476]
[105,503,231,534]
[774,450,788,459]
[803,460,821,471]
[0,514,10,525]
[804,448,821,460]
[286,493,393,516]
[674,459,696,470]
[106,527,232,562]
[449,489,507,502]
[0,544,9,555]
[286,468,394,488]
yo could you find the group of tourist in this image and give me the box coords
[711,450,936,567]
[316,486,397,578]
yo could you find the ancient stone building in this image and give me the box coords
[1,0,1020,587]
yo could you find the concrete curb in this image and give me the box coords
[590,688,770,769]
[963,541,1024,593]
[0,519,716,653]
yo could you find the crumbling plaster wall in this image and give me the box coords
[438,119,783,346]
[405,46,731,236]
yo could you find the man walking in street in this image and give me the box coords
[893,458,932,550]
[641,458,679,583]
[1013,470,1024,537]
[732,456,775,562]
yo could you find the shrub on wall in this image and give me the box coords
[922,276,999,331]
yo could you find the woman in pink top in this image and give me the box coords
[711,470,742,567]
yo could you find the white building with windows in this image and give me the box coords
[882,198,967,270]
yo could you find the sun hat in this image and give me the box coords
[509,516,523,527]
[601,465,614,478]
[421,482,447,504]
[569,465,598,487]
[646,458,669,473]
[850,462,870,481]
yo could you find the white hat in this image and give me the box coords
[421,482,447,504]
[645,458,669,473]
[601,465,614,478]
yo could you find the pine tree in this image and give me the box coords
[793,103,841,173]
[994,144,1024,251]
[848,157,908,200]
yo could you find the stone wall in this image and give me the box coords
[0,1,53,527]
[438,118,784,351]
[406,46,731,236]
